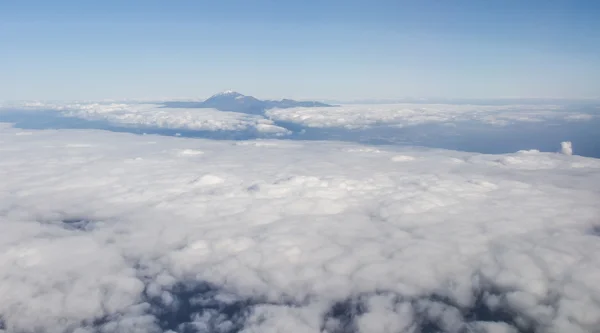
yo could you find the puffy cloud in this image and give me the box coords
[560,141,573,155]
[0,126,600,332]
[266,104,594,129]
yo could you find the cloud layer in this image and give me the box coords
[2,102,596,134]
[266,104,594,129]
[2,103,291,135]
[1,125,599,333]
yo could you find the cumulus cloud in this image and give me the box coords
[560,141,573,155]
[265,104,594,129]
[0,125,600,332]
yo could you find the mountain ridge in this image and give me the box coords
[162,91,334,114]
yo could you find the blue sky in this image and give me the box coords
[1,0,599,101]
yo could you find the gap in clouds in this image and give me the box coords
[70,274,541,333]
[95,280,542,333]
[60,218,96,232]
[321,291,536,333]
[591,225,600,237]
[144,281,253,333]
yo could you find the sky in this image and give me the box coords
[1,0,599,101]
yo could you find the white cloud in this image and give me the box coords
[4,101,594,134]
[266,104,594,129]
[560,141,573,155]
[3,102,291,135]
[67,103,290,135]
[0,126,599,332]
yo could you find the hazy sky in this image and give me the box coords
[1,0,599,101]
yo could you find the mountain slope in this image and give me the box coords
[162,91,334,114]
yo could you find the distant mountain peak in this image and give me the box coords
[211,90,244,97]
[163,92,334,114]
